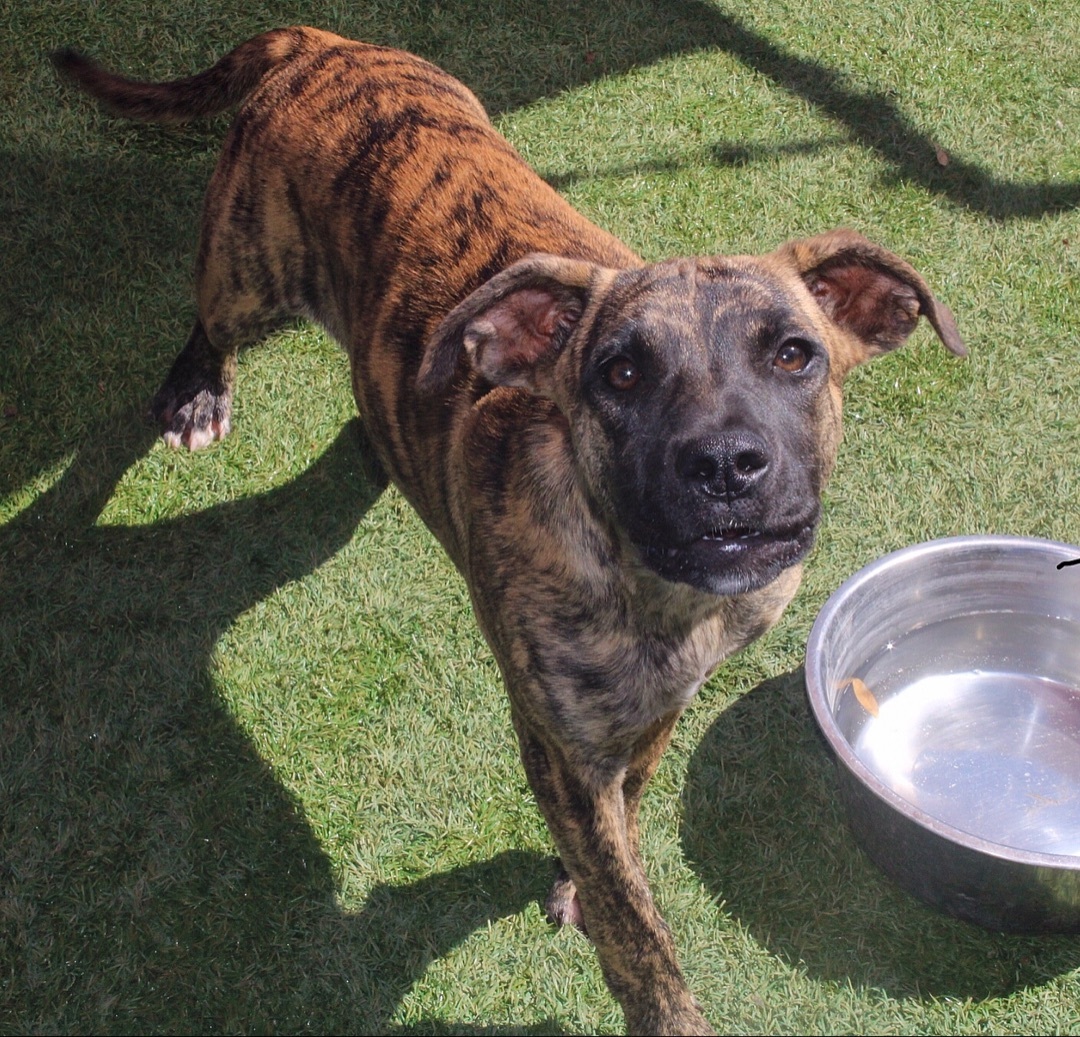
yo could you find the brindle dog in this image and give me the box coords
[54,28,965,1035]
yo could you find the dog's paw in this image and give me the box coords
[544,865,586,932]
[150,384,232,451]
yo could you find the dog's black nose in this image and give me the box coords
[676,433,770,500]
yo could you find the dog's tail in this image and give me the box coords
[52,26,332,124]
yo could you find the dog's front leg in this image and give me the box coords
[515,717,714,1036]
[545,711,681,928]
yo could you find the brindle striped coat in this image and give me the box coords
[55,29,964,1034]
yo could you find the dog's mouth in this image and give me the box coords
[653,523,763,557]
[641,521,815,595]
[699,524,763,545]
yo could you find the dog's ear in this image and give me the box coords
[775,229,966,367]
[418,254,603,394]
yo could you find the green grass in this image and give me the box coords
[3,0,1079,1033]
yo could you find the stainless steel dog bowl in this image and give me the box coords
[806,535,1080,932]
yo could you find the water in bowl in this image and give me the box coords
[836,611,1080,856]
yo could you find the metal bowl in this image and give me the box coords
[805,535,1080,932]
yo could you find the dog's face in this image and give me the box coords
[420,229,965,597]
[569,258,833,595]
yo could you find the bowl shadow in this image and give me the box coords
[682,668,1080,1001]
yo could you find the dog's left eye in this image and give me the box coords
[603,356,642,391]
[773,339,814,374]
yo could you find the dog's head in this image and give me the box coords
[419,229,965,596]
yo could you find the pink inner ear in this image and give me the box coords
[483,288,581,368]
[811,266,920,349]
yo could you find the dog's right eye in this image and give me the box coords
[602,356,642,391]
[773,338,814,374]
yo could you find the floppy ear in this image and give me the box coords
[775,229,967,365]
[417,253,605,395]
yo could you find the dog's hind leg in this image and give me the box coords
[150,318,239,450]
[149,217,294,450]
[150,120,313,450]
[149,283,289,450]
[150,287,289,449]
[149,187,289,450]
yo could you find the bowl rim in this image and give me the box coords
[806,533,1080,869]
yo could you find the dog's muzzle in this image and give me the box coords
[631,429,819,595]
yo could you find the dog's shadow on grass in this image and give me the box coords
[2,125,569,1029]
[2,412,562,1033]
[682,669,1080,1002]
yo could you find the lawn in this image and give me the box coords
[2,0,1078,1033]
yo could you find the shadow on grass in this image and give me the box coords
[2,145,218,505]
[657,1,1080,221]
[2,412,560,1033]
[682,669,1080,1001]
[420,0,1079,221]
[543,136,852,192]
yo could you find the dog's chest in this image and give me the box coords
[531,593,779,758]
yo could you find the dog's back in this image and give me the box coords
[54,28,634,545]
